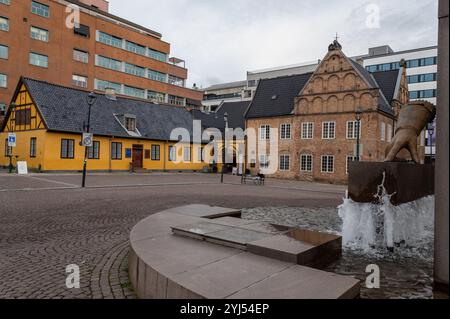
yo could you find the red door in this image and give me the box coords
[132,145,143,169]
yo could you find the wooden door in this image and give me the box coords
[132,145,143,169]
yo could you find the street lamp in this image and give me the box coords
[81,92,97,188]
[221,112,229,183]
[355,108,362,162]
[7,102,16,173]
[428,123,435,164]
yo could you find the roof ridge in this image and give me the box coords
[259,72,314,82]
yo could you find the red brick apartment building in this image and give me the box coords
[0,0,203,121]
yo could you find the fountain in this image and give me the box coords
[344,100,436,252]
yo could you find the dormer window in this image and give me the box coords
[125,115,136,132]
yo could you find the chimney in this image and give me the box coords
[78,0,109,12]
[105,87,117,100]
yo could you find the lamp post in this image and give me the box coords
[428,123,435,164]
[81,92,97,188]
[8,102,16,174]
[221,112,229,183]
[355,108,362,162]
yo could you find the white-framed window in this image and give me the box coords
[125,63,145,77]
[169,146,176,162]
[148,69,167,82]
[321,155,334,173]
[168,95,185,106]
[73,49,89,63]
[31,1,50,18]
[346,156,358,174]
[98,31,122,48]
[183,146,191,162]
[387,124,393,143]
[0,0,11,5]
[280,124,292,139]
[380,122,386,141]
[0,73,6,88]
[168,75,184,87]
[29,52,48,68]
[125,40,146,56]
[280,155,290,171]
[148,91,165,103]
[72,75,88,88]
[259,154,269,169]
[124,116,136,132]
[346,121,361,140]
[301,122,314,139]
[260,125,270,140]
[322,122,336,139]
[148,48,167,62]
[30,26,49,42]
[124,85,145,99]
[300,154,313,172]
[0,17,9,32]
[96,55,122,71]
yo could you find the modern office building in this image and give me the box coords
[0,0,203,122]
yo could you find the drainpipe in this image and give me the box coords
[109,136,113,173]
[163,140,168,172]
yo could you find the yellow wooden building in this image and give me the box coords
[0,78,239,173]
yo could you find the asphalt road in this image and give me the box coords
[0,173,346,299]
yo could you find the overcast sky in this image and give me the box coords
[108,0,439,88]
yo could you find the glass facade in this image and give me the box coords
[95,79,122,93]
[366,57,437,72]
[98,31,122,48]
[125,41,146,55]
[148,69,167,82]
[125,63,145,77]
[96,55,122,71]
[124,85,145,99]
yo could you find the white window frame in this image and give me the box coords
[73,49,89,63]
[259,154,269,169]
[280,155,290,171]
[30,26,49,42]
[301,122,314,139]
[346,121,361,140]
[387,124,393,143]
[322,122,336,140]
[321,155,335,173]
[260,125,271,140]
[72,74,88,88]
[280,123,292,140]
[0,73,7,88]
[300,154,313,172]
[380,122,386,141]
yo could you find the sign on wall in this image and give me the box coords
[8,133,16,147]
[82,133,93,147]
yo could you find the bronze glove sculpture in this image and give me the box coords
[385,100,436,164]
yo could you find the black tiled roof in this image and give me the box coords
[245,73,313,119]
[371,69,400,104]
[192,101,251,131]
[20,78,196,141]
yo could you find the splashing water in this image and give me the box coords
[339,172,435,254]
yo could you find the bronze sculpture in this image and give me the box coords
[385,100,436,163]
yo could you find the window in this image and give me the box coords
[95,79,121,93]
[409,89,437,100]
[321,155,334,173]
[0,17,9,31]
[280,124,292,139]
[387,124,393,143]
[125,41,146,55]
[96,55,122,71]
[169,146,176,162]
[73,49,88,63]
[322,122,336,139]
[148,48,167,62]
[0,0,11,5]
[168,75,184,87]
[301,122,314,139]
[87,141,100,159]
[125,116,136,131]
[407,73,437,84]
[168,95,184,106]
[148,69,167,82]
[380,122,386,141]
[183,146,191,162]
[0,45,7,59]
[98,31,122,48]
[346,156,357,174]
[151,145,160,161]
[148,91,165,103]
[61,139,75,159]
[260,125,270,140]
[74,24,90,38]
[4,138,12,156]
[0,74,6,88]
[280,155,290,171]
[124,86,145,99]
[111,142,122,160]
[347,121,361,140]
[300,154,313,172]
[260,154,269,169]
[0,103,6,115]
[125,63,145,77]
[29,52,48,68]
[31,1,50,18]
[30,26,49,42]
[72,75,88,88]
[15,109,31,125]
